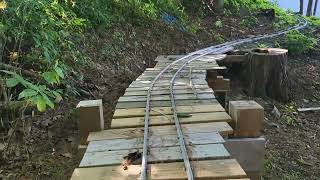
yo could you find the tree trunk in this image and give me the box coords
[314,0,318,15]
[307,0,314,16]
[300,0,304,14]
[247,48,289,102]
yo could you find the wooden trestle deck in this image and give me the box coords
[71,55,249,179]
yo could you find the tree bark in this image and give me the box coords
[307,0,314,16]
[314,0,318,15]
[247,48,289,102]
[300,0,304,14]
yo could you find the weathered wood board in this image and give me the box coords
[86,132,224,152]
[111,112,232,128]
[79,144,230,167]
[88,122,233,141]
[118,93,215,102]
[113,104,225,118]
[125,84,209,91]
[116,99,218,109]
[71,159,247,180]
[123,88,213,96]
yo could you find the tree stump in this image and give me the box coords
[247,48,289,102]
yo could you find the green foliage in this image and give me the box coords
[279,104,297,126]
[214,20,223,28]
[305,16,320,26]
[280,115,296,126]
[258,43,268,48]
[224,0,295,27]
[264,154,276,174]
[240,16,258,27]
[2,70,62,112]
[2,0,86,65]
[214,34,225,43]
[282,30,317,55]
[73,0,188,27]
[1,0,191,112]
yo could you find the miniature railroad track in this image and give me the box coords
[71,19,307,180]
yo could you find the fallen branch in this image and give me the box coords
[0,62,40,79]
[297,107,320,112]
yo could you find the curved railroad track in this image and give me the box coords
[141,18,308,180]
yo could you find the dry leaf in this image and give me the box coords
[0,143,5,151]
[0,1,7,10]
[9,52,18,61]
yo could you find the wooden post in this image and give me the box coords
[229,101,264,137]
[247,48,289,102]
[77,99,104,145]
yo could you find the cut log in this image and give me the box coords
[247,48,289,101]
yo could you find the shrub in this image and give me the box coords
[282,30,317,55]
[0,0,191,113]
[214,20,223,28]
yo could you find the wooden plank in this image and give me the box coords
[86,132,224,152]
[136,74,206,80]
[145,68,206,72]
[118,93,215,102]
[147,66,227,71]
[125,84,209,91]
[140,72,206,77]
[154,64,219,69]
[131,78,206,84]
[154,55,184,62]
[129,79,208,88]
[155,61,219,64]
[113,104,225,118]
[149,159,246,180]
[71,159,247,180]
[123,88,213,96]
[130,78,207,85]
[154,65,220,69]
[88,122,233,141]
[154,54,225,62]
[111,112,232,128]
[116,99,218,109]
[79,144,230,167]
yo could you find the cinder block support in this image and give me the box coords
[77,99,104,145]
[229,100,264,137]
[224,137,266,180]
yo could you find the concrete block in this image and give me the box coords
[77,100,104,144]
[229,101,264,137]
[224,137,266,180]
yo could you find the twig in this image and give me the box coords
[3,102,28,156]
[297,107,320,112]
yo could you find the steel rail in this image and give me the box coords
[141,18,307,180]
[169,46,234,180]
